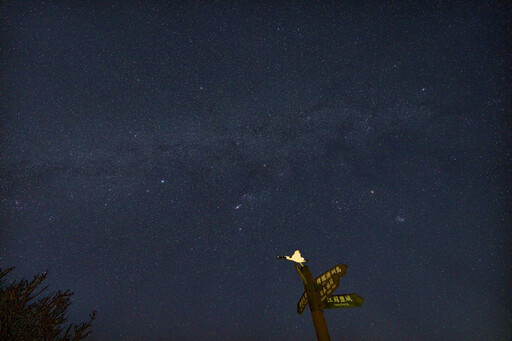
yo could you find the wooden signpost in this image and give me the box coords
[289,261,363,341]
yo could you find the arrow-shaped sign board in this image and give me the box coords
[296,263,348,314]
[322,293,364,309]
[297,291,309,315]
[316,263,348,304]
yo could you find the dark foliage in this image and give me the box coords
[0,267,96,340]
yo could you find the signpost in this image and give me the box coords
[281,255,363,341]
[315,263,347,307]
[297,291,309,315]
[297,263,348,315]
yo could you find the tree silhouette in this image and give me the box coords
[0,267,96,340]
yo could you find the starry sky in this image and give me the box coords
[1,1,511,340]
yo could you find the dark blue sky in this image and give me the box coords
[1,1,511,340]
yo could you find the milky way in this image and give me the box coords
[1,2,510,340]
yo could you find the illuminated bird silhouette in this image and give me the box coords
[277,250,308,267]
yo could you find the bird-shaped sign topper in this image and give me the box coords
[277,250,308,267]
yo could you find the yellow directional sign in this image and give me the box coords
[316,263,348,303]
[322,293,364,309]
[297,291,309,315]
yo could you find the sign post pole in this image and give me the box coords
[280,253,363,341]
[295,264,331,341]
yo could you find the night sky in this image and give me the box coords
[1,1,511,340]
